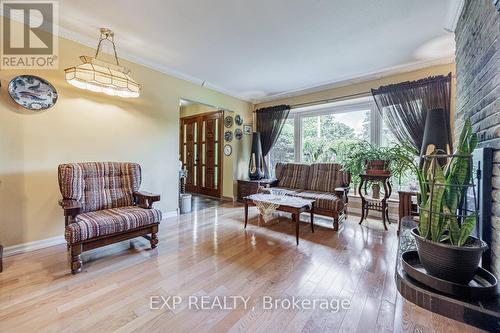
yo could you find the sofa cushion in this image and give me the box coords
[307,163,349,192]
[275,163,310,189]
[289,190,342,212]
[59,162,141,213]
[65,206,162,243]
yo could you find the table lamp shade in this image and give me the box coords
[420,108,451,157]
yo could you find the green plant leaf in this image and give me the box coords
[469,132,478,152]
[458,214,477,246]
[419,197,430,238]
[444,205,460,245]
[440,234,450,243]
[429,162,446,242]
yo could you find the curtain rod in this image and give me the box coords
[253,91,372,112]
[289,91,372,109]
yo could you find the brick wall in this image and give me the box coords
[455,0,500,276]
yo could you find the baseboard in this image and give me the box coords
[162,209,178,219]
[4,235,66,257]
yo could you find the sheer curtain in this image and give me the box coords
[371,73,452,152]
[255,104,291,178]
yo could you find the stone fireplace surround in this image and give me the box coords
[455,0,500,277]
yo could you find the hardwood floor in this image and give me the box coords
[0,203,483,333]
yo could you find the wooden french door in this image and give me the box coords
[180,111,223,198]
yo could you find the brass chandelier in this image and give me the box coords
[65,28,140,98]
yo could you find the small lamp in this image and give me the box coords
[420,108,451,164]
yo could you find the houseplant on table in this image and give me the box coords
[397,119,487,284]
[333,140,414,195]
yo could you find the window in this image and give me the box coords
[268,96,416,193]
[381,110,398,147]
[269,117,295,166]
[301,110,371,163]
[269,97,383,164]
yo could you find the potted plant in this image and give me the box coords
[396,120,487,284]
[333,141,413,194]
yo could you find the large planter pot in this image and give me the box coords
[411,228,487,284]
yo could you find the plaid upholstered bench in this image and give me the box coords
[268,163,350,230]
[58,162,161,274]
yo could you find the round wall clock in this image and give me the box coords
[235,128,243,140]
[8,75,58,111]
[224,130,233,142]
[235,114,243,126]
[224,144,232,156]
[224,115,233,128]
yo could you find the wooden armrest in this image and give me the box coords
[335,186,350,202]
[133,191,160,208]
[59,199,82,217]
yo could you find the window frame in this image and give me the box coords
[283,97,382,163]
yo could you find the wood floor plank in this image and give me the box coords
[0,203,485,333]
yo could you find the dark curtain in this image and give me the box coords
[371,73,452,153]
[256,104,291,178]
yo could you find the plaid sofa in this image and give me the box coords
[58,162,161,273]
[271,163,350,230]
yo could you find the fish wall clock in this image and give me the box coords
[8,75,58,111]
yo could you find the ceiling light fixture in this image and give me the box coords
[65,28,140,98]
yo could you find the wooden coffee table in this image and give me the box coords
[244,194,315,245]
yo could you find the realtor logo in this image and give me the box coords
[1,0,58,69]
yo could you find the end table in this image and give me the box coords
[358,173,392,230]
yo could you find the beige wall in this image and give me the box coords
[179,103,252,199]
[255,63,456,132]
[0,34,252,247]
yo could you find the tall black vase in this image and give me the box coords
[249,132,264,180]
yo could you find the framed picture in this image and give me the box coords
[243,125,252,135]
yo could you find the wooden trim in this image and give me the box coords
[180,110,223,198]
[180,110,222,121]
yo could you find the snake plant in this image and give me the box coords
[417,119,478,246]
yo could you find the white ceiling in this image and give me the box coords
[57,0,458,103]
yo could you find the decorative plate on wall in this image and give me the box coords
[224,130,233,142]
[8,75,58,111]
[235,114,243,126]
[235,128,243,140]
[224,115,233,128]
[224,144,232,156]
